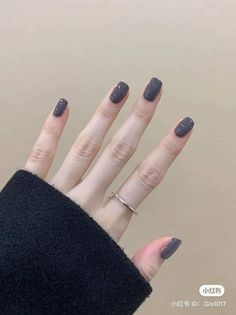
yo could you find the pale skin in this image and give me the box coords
[23,80,193,283]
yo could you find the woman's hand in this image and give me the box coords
[23,78,194,283]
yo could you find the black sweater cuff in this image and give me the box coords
[0,170,152,314]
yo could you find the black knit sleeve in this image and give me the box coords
[0,169,152,315]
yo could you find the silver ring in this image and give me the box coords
[111,192,138,215]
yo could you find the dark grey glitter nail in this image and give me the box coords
[110,81,129,104]
[143,77,162,101]
[175,117,194,137]
[53,98,68,117]
[160,238,182,260]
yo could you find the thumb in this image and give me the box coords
[131,237,182,282]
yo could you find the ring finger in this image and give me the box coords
[95,116,194,241]
[67,77,163,210]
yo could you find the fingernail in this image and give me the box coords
[53,98,68,117]
[175,117,194,137]
[160,238,182,260]
[110,81,129,104]
[143,77,162,101]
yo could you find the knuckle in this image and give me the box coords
[133,107,152,123]
[110,138,135,163]
[43,122,59,138]
[96,106,114,120]
[140,261,157,282]
[137,163,163,190]
[160,138,182,158]
[30,144,52,162]
[73,134,98,159]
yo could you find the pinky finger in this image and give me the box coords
[131,237,182,282]
[23,98,69,179]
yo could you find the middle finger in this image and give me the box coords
[68,77,163,209]
[49,81,129,192]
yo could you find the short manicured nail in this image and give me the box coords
[160,238,182,260]
[175,117,194,137]
[143,77,162,101]
[53,98,68,117]
[110,81,129,104]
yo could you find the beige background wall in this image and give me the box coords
[0,1,235,314]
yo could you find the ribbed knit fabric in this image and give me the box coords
[0,169,152,314]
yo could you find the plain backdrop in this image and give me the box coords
[0,1,235,314]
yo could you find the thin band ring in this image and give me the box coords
[111,191,138,215]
